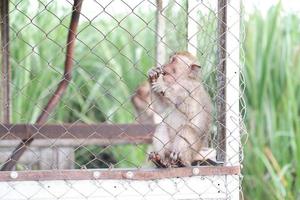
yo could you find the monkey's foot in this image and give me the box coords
[170,151,186,167]
[148,152,168,168]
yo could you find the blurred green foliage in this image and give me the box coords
[244,4,300,200]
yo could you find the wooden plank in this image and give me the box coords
[0,124,155,143]
[0,166,240,181]
[0,146,74,169]
[39,147,75,170]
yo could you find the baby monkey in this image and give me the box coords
[148,51,212,167]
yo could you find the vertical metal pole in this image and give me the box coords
[225,0,241,199]
[0,0,10,124]
[187,0,198,56]
[155,0,166,67]
[216,0,227,162]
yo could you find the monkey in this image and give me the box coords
[146,51,212,167]
[131,51,213,167]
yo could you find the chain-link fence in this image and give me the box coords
[0,0,244,199]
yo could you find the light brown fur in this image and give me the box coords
[147,51,212,167]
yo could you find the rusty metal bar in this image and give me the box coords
[0,123,155,143]
[0,0,10,124]
[1,0,84,171]
[216,0,227,162]
[0,166,240,181]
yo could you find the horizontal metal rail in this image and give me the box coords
[0,123,155,144]
[0,166,240,181]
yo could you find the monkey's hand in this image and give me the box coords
[148,67,164,83]
[151,79,168,96]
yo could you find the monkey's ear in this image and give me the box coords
[189,63,201,79]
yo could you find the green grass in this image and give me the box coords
[5,0,300,199]
[243,4,300,199]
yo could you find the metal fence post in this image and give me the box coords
[0,0,10,124]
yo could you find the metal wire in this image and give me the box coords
[0,0,245,199]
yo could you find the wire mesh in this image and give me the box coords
[0,0,245,199]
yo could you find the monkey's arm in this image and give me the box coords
[132,95,149,111]
[151,80,191,113]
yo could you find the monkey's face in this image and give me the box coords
[162,55,195,84]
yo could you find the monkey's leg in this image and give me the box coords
[170,126,197,167]
[151,124,172,168]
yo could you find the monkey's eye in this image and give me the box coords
[172,68,176,73]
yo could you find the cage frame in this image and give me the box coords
[0,0,241,199]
